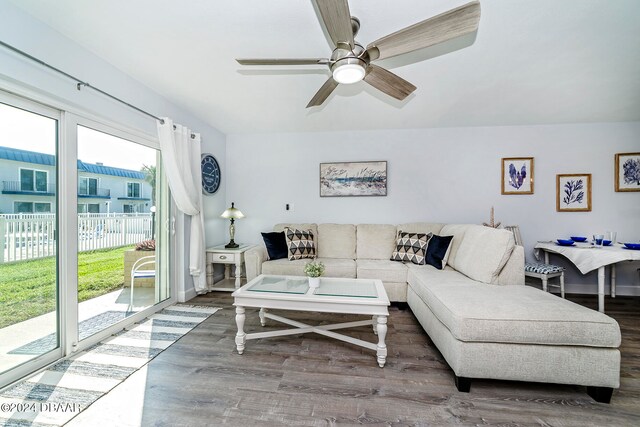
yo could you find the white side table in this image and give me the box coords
[205,244,255,291]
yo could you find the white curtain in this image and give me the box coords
[157,117,207,293]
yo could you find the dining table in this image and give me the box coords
[534,241,640,313]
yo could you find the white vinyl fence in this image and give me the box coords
[0,213,153,263]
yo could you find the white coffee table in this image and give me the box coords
[231,275,390,367]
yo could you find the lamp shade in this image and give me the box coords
[220,202,245,219]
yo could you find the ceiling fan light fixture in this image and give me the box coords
[331,58,366,84]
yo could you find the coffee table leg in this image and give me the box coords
[235,306,246,354]
[259,308,267,326]
[376,316,388,368]
[372,315,378,335]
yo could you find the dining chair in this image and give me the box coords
[504,225,565,298]
[130,255,156,308]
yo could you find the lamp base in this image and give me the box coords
[225,240,239,249]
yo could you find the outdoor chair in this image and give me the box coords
[130,255,155,308]
[504,225,565,298]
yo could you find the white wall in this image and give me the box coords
[0,3,228,298]
[226,122,640,294]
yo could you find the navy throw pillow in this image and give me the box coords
[425,235,454,270]
[261,232,288,260]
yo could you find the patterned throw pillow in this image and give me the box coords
[284,227,316,260]
[390,231,432,265]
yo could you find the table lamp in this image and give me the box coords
[220,202,245,248]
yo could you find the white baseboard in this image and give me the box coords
[178,286,198,303]
[179,273,226,302]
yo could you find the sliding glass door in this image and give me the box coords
[0,94,62,384]
[74,123,170,343]
[0,91,173,388]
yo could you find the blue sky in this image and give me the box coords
[0,102,156,171]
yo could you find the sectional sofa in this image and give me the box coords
[244,222,621,403]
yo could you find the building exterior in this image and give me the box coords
[0,146,152,214]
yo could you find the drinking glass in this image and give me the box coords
[607,231,617,245]
[593,234,604,248]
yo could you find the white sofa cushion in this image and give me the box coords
[407,267,621,348]
[356,259,409,283]
[356,224,397,260]
[450,225,515,284]
[262,257,356,278]
[438,224,471,269]
[317,223,356,259]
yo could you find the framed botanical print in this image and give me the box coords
[556,174,592,212]
[501,157,534,195]
[615,152,640,192]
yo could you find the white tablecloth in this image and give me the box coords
[534,242,640,274]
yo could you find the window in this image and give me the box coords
[14,201,33,213]
[20,168,48,192]
[35,202,51,213]
[79,177,98,196]
[14,202,51,213]
[127,182,141,198]
[123,204,135,213]
[78,203,100,214]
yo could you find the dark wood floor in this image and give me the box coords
[131,292,640,426]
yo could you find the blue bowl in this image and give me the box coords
[570,236,588,242]
[624,243,640,250]
[557,239,575,246]
[603,240,612,246]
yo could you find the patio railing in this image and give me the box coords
[0,213,152,263]
[1,181,56,194]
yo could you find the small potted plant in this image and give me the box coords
[304,261,325,288]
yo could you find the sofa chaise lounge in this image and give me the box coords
[245,223,621,403]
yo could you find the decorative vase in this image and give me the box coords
[308,276,320,288]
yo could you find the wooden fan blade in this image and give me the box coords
[364,65,416,101]
[313,0,354,49]
[366,1,480,61]
[306,77,339,108]
[236,58,330,65]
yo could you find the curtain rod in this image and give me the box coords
[0,39,196,139]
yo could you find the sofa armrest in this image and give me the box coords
[245,246,268,282]
[495,245,525,286]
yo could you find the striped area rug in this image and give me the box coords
[0,305,219,427]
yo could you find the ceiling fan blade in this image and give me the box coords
[364,65,416,101]
[236,58,330,66]
[312,0,354,49]
[306,77,339,108]
[366,1,481,61]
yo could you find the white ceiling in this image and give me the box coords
[8,0,640,135]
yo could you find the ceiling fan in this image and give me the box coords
[236,0,481,108]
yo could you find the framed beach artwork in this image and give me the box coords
[615,152,640,192]
[320,161,387,197]
[501,157,534,195]
[556,173,592,212]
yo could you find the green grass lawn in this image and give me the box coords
[0,245,133,329]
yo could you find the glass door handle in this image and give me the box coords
[166,217,176,235]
